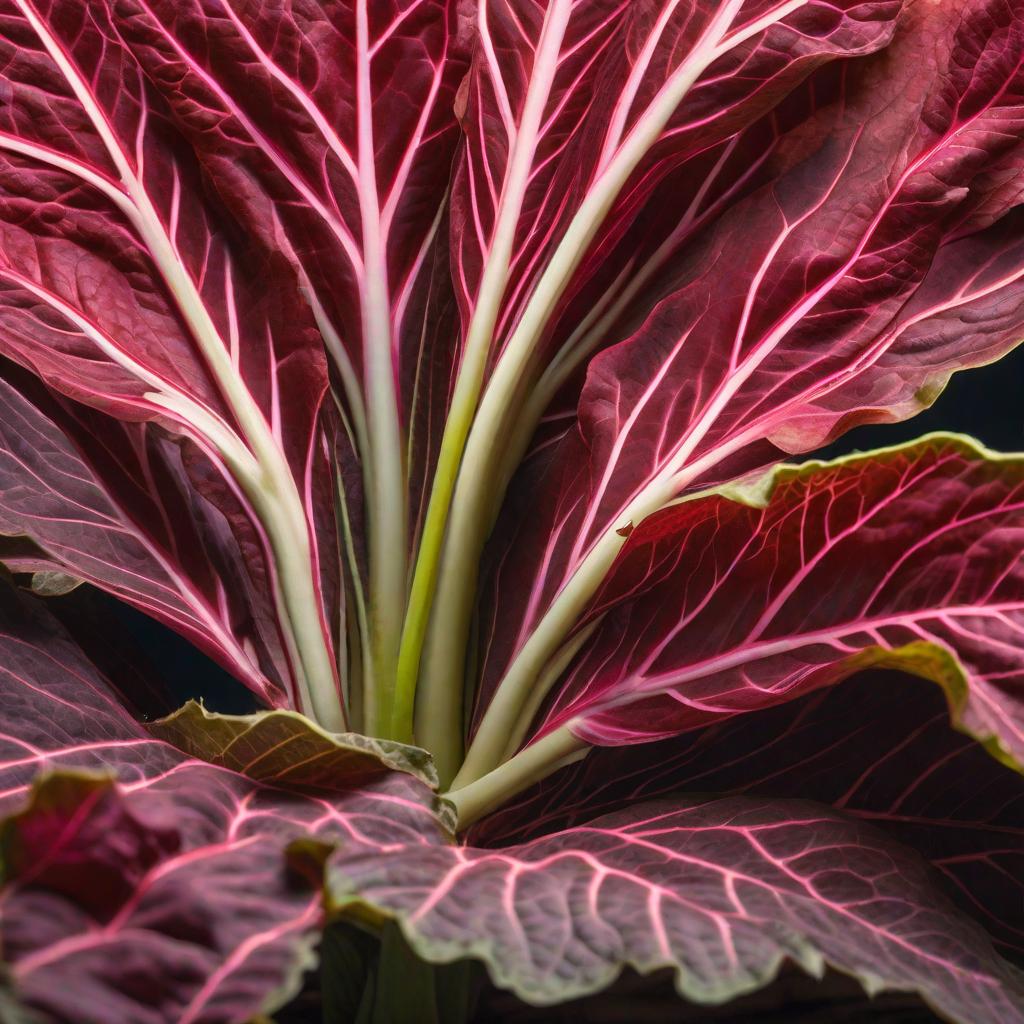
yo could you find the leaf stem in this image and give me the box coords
[451,531,623,790]
[445,724,587,829]
[457,411,777,787]
[355,0,408,740]
[413,4,749,779]
[401,2,575,774]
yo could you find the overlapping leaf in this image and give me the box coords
[473,670,1024,967]
[451,0,902,359]
[0,369,289,704]
[474,0,1024,735]
[0,583,446,1024]
[1,3,1023,1021]
[0,0,346,720]
[417,0,915,771]
[328,791,1024,1022]
[7,572,1020,1024]
[513,437,1024,756]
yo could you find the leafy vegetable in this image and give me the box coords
[328,795,1024,1021]
[0,585,445,1024]
[0,0,1023,1021]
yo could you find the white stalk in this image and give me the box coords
[453,423,766,789]
[354,0,408,738]
[406,0,576,773]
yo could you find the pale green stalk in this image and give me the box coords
[497,619,601,763]
[489,133,749,506]
[359,250,407,742]
[417,1,759,777]
[401,1,576,774]
[445,725,587,829]
[453,422,767,788]
[354,0,409,739]
[451,531,625,789]
[335,428,372,735]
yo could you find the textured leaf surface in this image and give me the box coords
[525,436,1024,754]
[0,0,324,458]
[327,792,1024,1021]
[150,700,438,792]
[0,0,347,722]
[0,4,1023,1021]
[114,0,467,386]
[110,0,473,669]
[452,0,902,359]
[0,369,288,704]
[476,0,1024,720]
[0,583,445,1024]
[473,669,1024,968]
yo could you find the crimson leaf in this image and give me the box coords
[0,583,445,1024]
[327,793,1024,1021]
[465,0,1024,783]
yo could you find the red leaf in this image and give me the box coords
[473,669,1024,966]
[0,584,446,1024]
[329,788,1024,1022]
[471,4,1024,769]
[540,438,1024,756]
[0,1,348,724]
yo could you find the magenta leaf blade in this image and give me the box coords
[475,1,1024,728]
[531,436,1024,759]
[474,669,1024,969]
[327,792,1024,1021]
[0,583,447,1024]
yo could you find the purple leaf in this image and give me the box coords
[327,792,1024,1021]
[0,583,446,1024]
[0,1,347,725]
[471,1,1024,761]
[451,0,902,363]
[526,437,1024,758]
[0,3,1023,1020]
[0,369,292,705]
[0,773,181,920]
[114,0,468,393]
[472,669,1024,967]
